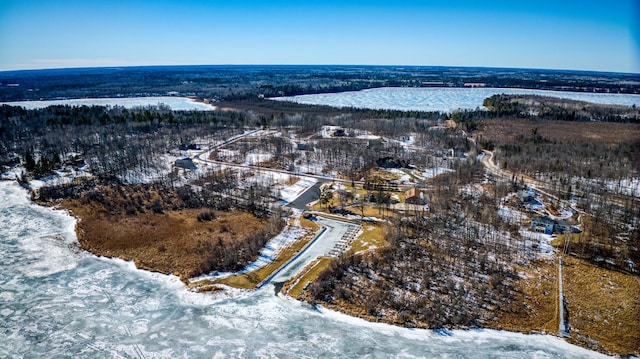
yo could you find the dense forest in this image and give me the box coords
[483,94,639,123]
[1,65,638,102]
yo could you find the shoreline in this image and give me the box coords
[34,181,281,282]
[16,179,637,357]
[284,258,637,357]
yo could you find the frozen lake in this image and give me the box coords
[0,96,216,111]
[0,180,609,358]
[272,87,640,112]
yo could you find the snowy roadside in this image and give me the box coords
[278,177,318,203]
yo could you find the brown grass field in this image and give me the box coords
[492,258,559,334]
[477,119,640,145]
[284,257,334,297]
[562,256,640,355]
[56,198,267,281]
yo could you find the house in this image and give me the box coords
[405,188,429,205]
[333,129,346,137]
[518,189,535,203]
[175,157,196,170]
[367,138,384,149]
[554,219,572,234]
[297,143,314,151]
[179,143,201,151]
[376,157,411,169]
[531,216,572,234]
[531,216,555,234]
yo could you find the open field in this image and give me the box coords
[477,119,640,145]
[562,256,640,355]
[346,223,388,254]
[66,206,265,281]
[491,258,559,334]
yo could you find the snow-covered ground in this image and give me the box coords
[320,125,342,138]
[278,177,318,203]
[243,152,273,166]
[520,229,555,255]
[272,87,640,112]
[356,134,381,140]
[0,97,216,111]
[390,135,419,151]
[2,164,93,190]
[605,177,640,197]
[295,156,325,175]
[422,167,454,180]
[119,148,214,185]
[499,205,528,225]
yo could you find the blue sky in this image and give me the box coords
[0,0,638,73]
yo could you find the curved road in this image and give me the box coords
[480,149,634,221]
[192,130,416,190]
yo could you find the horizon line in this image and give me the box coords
[1,63,638,76]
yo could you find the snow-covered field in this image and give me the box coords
[272,87,640,112]
[605,177,640,197]
[243,152,273,166]
[0,96,216,111]
[499,205,528,225]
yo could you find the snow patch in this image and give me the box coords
[278,177,318,203]
[1,97,216,111]
[423,167,454,180]
[191,225,308,281]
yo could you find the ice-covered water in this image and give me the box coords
[0,180,609,358]
[272,87,640,112]
[0,96,215,111]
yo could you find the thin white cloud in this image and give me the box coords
[1,58,127,71]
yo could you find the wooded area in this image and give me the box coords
[1,69,638,355]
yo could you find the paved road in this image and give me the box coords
[191,131,416,190]
[287,181,324,210]
[193,129,262,160]
[480,149,632,211]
